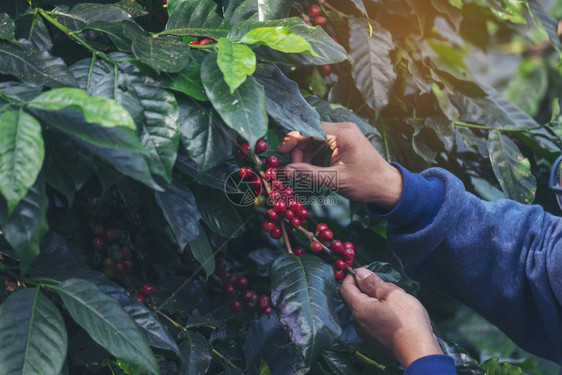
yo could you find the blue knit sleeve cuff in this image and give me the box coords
[404,354,456,375]
[368,163,445,230]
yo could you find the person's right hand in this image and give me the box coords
[276,122,403,210]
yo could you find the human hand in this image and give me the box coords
[276,122,402,210]
[339,268,443,367]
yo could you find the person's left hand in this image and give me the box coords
[339,268,443,367]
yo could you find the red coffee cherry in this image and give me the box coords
[288,199,299,211]
[318,229,333,242]
[274,200,287,212]
[293,247,305,257]
[266,155,279,168]
[250,175,262,191]
[231,299,243,312]
[265,168,277,180]
[254,139,267,154]
[316,223,329,233]
[115,262,125,273]
[188,40,200,45]
[199,38,215,45]
[314,15,327,26]
[262,220,275,232]
[284,210,295,220]
[134,293,145,303]
[222,284,236,297]
[240,142,252,155]
[271,180,284,191]
[139,283,154,296]
[270,227,282,239]
[342,247,355,261]
[335,259,347,270]
[331,240,344,254]
[215,258,228,273]
[241,289,254,302]
[263,306,273,315]
[225,274,238,285]
[269,191,281,202]
[92,237,105,252]
[258,295,270,309]
[234,148,247,160]
[308,5,322,16]
[296,208,308,220]
[266,209,279,221]
[309,241,322,252]
[320,65,331,76]
[343,241,355,250]
[239,166,253,179]
[122,260,133,273]
[235,276,248,290]
[334,268,344,280]
[289,217,301,228]
[283,187,294,198]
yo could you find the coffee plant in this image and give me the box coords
[1,0,562,373]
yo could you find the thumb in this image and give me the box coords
[354,268,397,301]
[283,163,338,190]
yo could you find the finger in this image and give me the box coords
[277,131,310,154]
[339,273,371,307]
[354,268,399,301]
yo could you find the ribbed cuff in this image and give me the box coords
[404,354,456,375]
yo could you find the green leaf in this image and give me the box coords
[348,0,368,16]
[189,224,215,280]
[161,64,208,101]
[166,0,230,39]
[0,175,48,274]
[217,38,256,93]
[270,254,342,367]
[228,18,347,65]
[0,39,76,88]
[54,278,159,375]
[487,130,536,204]
[439,339,485,374]
[223,0,293,23]
[321,352,361,375]
[0,288,67,375]
[134,82,180,183]
[154,181,201,250]
[481,358,524,375]
[527,0,562,53]
[201,52,267,148]
[504,58,548,117]
[0,109,44,215]
[179,331,212,375]
[306,67,328,97]
[122,20,191,73]
[239,27,317,55]
[49,4,132,31]
[195,188,244,238]
[348,17,396,116]
[305,96,375,136]
[177,97,235,173]
[0,13,15,41]
[29,87,136,130]
[254,65,325,139]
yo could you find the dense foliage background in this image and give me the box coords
[1,0,562,373]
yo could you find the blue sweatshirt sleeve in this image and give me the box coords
[404,355,456,375]
[370,164,562,365]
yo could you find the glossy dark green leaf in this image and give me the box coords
[439,339,485,375]
[527,0,562,53]
[223,0,292,23]
[54,278,159,375]
[122,20,191,73]
[175,154,238,190]
[14,15,53,51]
[161,65,208,101]
[195,187,244,238]
[239,27,316,55]
[166,0,229,38]
[487,130,536,204]
[154,181,201,250]
[134,82,180,183]
[0,39,76,88]
[217,37,256,93]
[85,20,131,51]
[49,4,132,31]
[0,176,48,274]
[244,314,287,369]
[201,52,267,148]
[348,17,396,116]
[0,13,14,41]
[97,283,181,357]
[254,65,324,139]
[228,18,347,65]
[504,58,547,117]
[189,224,215,280]
[0,288,67,375]
[305,96,374,135]
[321,352,361,375]
[480,358,524,375]
[177,96,235,173]
[270,254,342,367]
[29,87,136,130]
[179,331,212,375]
[0,109,44,215]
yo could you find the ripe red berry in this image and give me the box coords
[265,168,277,180]
[122,260,133,272]
[258,295,270,309]
[93,224,104,237]
[314,15,327,26]
[266,155,279,168]
[271,180,284,191]
[234,148,247,160]
[235,276,248,290]
[239,166,253,179]
[188,40,200,45]
[199,38,215,45]
[331,240,344,254]
[344,241,355,250]
[222,283,236,296]
[316,223,329,233]
[262,220,275,232]
[254,139,267,154]
[290,217,301,228]
[115,262,125,273]
[284,209,295,220]
[282,187,294,198]
[92,237,105,252]
[320,65,331,76]
[250,175,262,191]
[266,209,278,222]
[310,241,322,252]
[225,274,238,285]
[296,208,308,220]
[240,142,252,155]
[241,289,254,302]
[274,200,287,212]
[318,229,333,242]
[293,247,305,257]
[263,306,273,315]
[336,259,347,270]
[231,299,243,312]
[334,268,344,280]
[140,283,154,296]
[270,227,282,239]
[215,258,228,273]
[269,191,281,202]
[134,293,145,303]
[309,5,322,16]
[288,199,299,211]
[346,259,354,266]
[342,247,355,261]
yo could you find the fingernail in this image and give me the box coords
[355,268,371,280]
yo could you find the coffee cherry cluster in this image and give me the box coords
[134,282,154,304]
[214,258,272,315]
[188,38,215,46]
[90,223,134,277]
[313,223,355,280]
